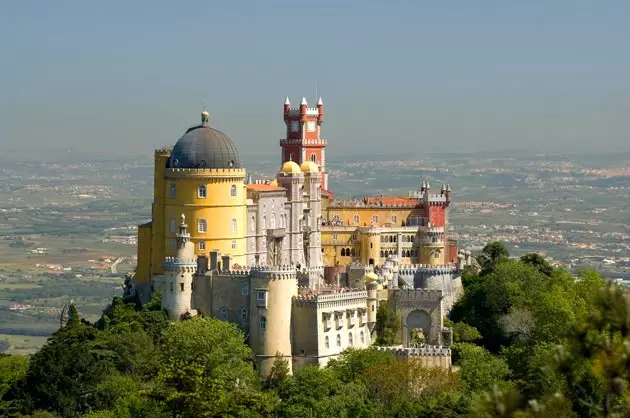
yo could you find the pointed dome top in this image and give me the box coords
[284,96,290,105]
[300,97,307,105]
[317,97,323,105]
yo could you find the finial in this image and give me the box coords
[441,184,446,191]
[284,96,290,105]
[180,213,186,225]
[446,184,451,192]
[201,109,209,125]
[318,97,323,105]
[300,97,307,105]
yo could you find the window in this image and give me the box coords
[169,218,176,233]
[242,282,249,296]
[353,214,359,224]
[336,334,341,347]
[260,317,266,330]
[281,214,285,228]
[180,283,184,291]
[198,219,207,233]
[198,184,207,198]
[231,218,237,233]
[240,308,248,321]
[289,153,295,161]
[332,214,340,223]
[230,184,237,197]
[262,216,266,230]
[310,153,317,162]
[360,330,365,344]
[251,216,255,232]
[169,239,176,249]
[333,233,338,241]
[257,290,266,302]
[198,241,206,251]
[341,248,346,257]
[325,336,329,349]
[169,183,176,198]
[270,214,276,229]
[391,215,397,224]
[372,215,379,224]
[349,332,353,346]
[220,307,228,320]
[231,240,237,249]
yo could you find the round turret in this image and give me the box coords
[281,160,302,174]
[300,161,319,173]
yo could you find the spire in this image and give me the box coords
[300,97,307,105]
[246,173,253,184]
[317,97,323,105]
[284,96,291,105]
[446,184,451,192]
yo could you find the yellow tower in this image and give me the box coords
[138,110,248,278]
[360,229,381,265]
[418,228,446,265]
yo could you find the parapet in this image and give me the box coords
[294,287,367,305]
[374,345,451,357]
[398,264,458,276]
[163,257,197,271]
[164,167,246,179]
[393,288,444,302]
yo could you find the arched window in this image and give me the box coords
[230,184,237,197]
[260,317,267,330]
[353,214,360,224]
[289,152,295,161]
[169,183,176,198]
[198,241,206,251]
[198,184,207,198]
[270,214,276,229]
[370,242,373,249]
[310,153,317,162]
[360,330,365,344]
[280,214,285,228]
[372,215,379,224]
[220,307,228,320]
[231,218,237,233]
[325,336,330,349]
[198,219,207,233]
[240,308,248,321]
[251,216,255,232]
[336,334,341,347]
[341,248,346,257]
[349,332,353,346]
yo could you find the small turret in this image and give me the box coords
[299,97,308,122]
[317,97,324,124]
[445,184,452,203]
[284,96,291,114]
[367,281,378,329]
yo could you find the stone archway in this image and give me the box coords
[406,310,431,346]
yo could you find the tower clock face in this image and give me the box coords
[307,121,316,132]
[290,121,299,132]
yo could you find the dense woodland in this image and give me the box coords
[1,242,629,417]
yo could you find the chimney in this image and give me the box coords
[209,250,220,271]
[197,255,208,274]
[221,255,232,272]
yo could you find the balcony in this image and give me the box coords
[267,228,286,239]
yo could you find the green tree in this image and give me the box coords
[520,253,554,276]
[266,352,290,389]
[452,343,510,393]
[152,317,264,417]
[444,318,482,343]
[478,241,510,274]
[0,354,29,414]
[327,347,395,383]
[375,301,399,345]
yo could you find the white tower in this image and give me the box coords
[162,214,197,320]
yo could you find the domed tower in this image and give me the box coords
[249,265,298,377]
[150,110,247,275]
[162,214,197,320]
[276,161,305,266]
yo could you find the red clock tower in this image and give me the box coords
[280,96,328,190]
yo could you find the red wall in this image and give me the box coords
[428,205,446,227]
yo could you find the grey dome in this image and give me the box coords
[168,124,241,169]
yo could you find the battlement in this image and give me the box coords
[294,288,367,304]
[398,264,458,275]
[419,226,445,234]
[155,148,172,155]
[395,288,444,301]
[374,345,451,357]
[164,167,246,179]
[328,199,418,209]
[426,194,448,204]
[280,138,328,147]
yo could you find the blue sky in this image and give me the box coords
[1,1,629,158]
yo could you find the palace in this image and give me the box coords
[127,97,474,376]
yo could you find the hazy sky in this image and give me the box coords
[2,1,629,158]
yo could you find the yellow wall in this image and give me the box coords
[321,229,356,266]
[420,243,445,265]
[150,151,170,275]
[325,206,423,227]
[162,169,247,268]
[135,222,152,284]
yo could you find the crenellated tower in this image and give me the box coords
[161,214,197,320]
[417,182,452,265]
[280,97,328,191]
